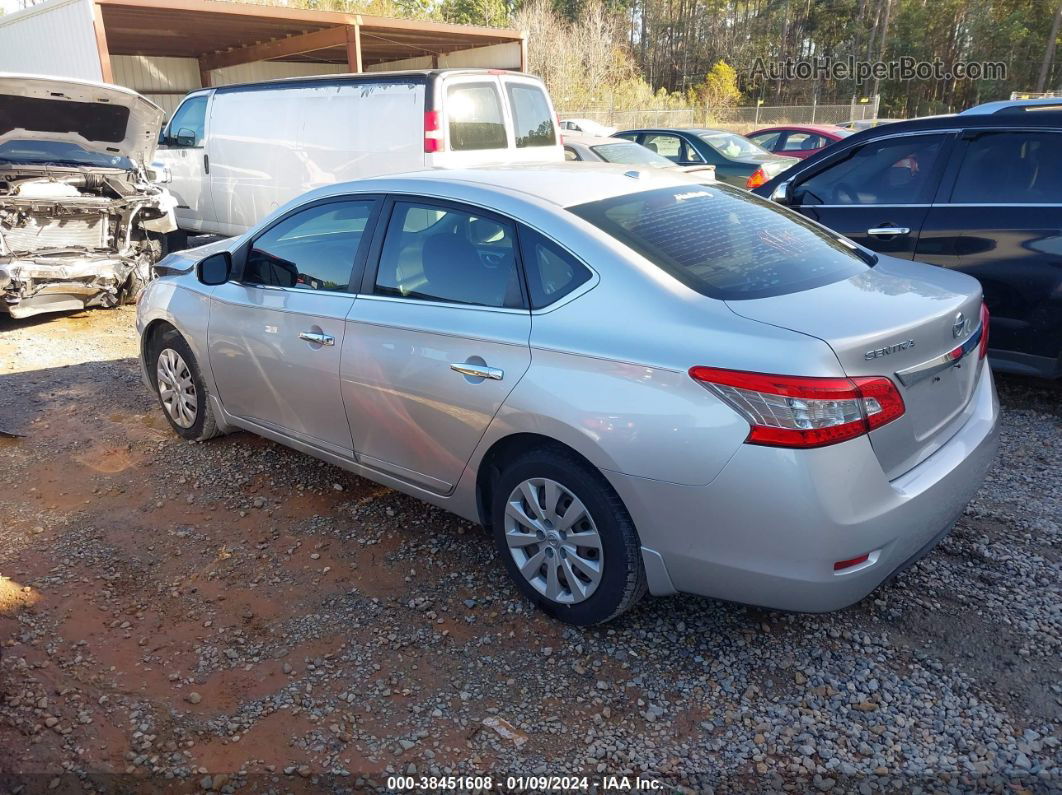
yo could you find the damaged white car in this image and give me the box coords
[0,74,177,319]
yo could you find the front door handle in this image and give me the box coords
[867,226,911,237]
[299,331,335,346]
[450,362,503,380]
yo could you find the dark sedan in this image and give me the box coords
[753,104,1062,378]
[613,127,797,188]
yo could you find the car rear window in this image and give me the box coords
[590,142,674,168]
[446,83,507,151]
[569,184,868,300]
[505,83,556,148]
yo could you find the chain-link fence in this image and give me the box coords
[558,98,881,131]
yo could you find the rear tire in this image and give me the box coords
[148,328,220,442]
[490,448,646,625]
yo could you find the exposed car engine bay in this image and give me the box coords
[0,73,178,319]
[0,166,177,318]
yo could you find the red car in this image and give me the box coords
[746,124,852,160]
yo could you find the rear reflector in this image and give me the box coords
[424,110,443,153]
[688,367,906,448]
[834,553,870,571]
[745,167,768,189]
[978,302,990,359]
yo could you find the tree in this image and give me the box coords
[439,0,510,26]
[694,60,741,107]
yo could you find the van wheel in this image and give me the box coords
[149,329,220,441]
[490,448,646,625]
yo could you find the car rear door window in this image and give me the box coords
[749,131,783,150]
[446,83,507,151]
[506,83,556,148]
[951,132,1062,204]
[794,134,946,206]
[375,201,523,308]
[244,200,374,291]
[570,184,867,300]
[518,227,592,308]
[641,133,684,161]
[782,132,825,151]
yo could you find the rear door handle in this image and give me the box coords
[203,153,210,174]
[450,362,503,380]
[299,331,335,346]
[867,226,910,237]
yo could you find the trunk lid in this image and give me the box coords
[725,257,986,478]
[0,73,165,167]
[737,152,799,175]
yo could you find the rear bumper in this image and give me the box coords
[609,363,1000,611]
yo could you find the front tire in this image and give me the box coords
[490,448,647,625]
[149,329,220,442]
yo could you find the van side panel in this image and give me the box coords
[206,80,426,236]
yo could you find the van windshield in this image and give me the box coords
[569,184,869,300]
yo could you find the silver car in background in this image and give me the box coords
[562,134,716,179]
[136,164,999,625]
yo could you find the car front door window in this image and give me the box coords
[750,131,783,151]
[164,95,208,147]
[244,200,374,292]
[794,135,946,206]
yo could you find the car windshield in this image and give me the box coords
[0,140,132,169]
[569,184,869,300]
[698,132,768,159]
[589,142,675,168]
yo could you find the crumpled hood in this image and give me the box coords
[0,73,165,167]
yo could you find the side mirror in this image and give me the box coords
[770,180,794,205]
[197,252,231,286]
[175,128,197,148]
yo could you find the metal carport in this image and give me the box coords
[0,0,526,113]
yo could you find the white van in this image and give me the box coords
[154,69,563,238]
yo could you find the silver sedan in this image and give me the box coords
[137,164,999,625]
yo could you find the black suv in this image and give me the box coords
[754,104,1062,378]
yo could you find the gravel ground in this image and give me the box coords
[0,307,1059,793]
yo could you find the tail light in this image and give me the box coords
[978,302,990,359]
[424,110,443,153]
[688,367,905,449]
[745,167,768,189]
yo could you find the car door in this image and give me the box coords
[341,198,532,494]
[154,93,215,232]
[788,132,954,257]
[916,129,1062,369]
[208,197,380,454]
